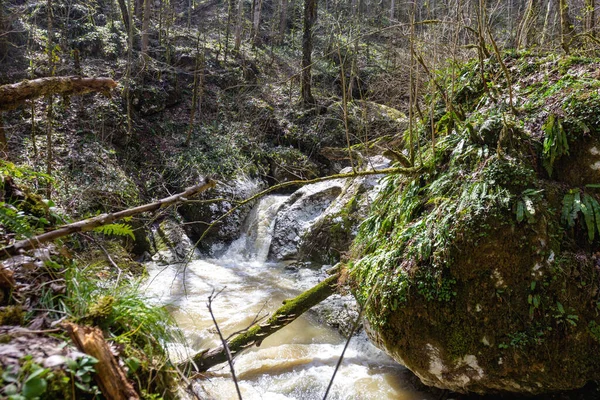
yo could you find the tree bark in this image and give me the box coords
[180,272,340,373]
[0,179,216,259]
[301,0,317,105]
[141,0,151,59]
[559,0,574,53]
[64,322,140,400]
[117,0,131,32]
[279,0,288,43]
[0,76,118,111]
[234,0,244,51]
[252,0,263,45]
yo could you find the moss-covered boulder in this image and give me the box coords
[349,55,600,394]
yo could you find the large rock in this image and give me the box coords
[269,181,345,260]
[268,156,391,263]
[297,156,391,264]
[350,124,600,394]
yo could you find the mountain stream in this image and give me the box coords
[143,195,437,400]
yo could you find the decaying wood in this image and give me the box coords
[0,76,118,111]
[180,271,340,373]
[64,322,140,400]
[0,178,216,260]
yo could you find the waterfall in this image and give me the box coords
[222,195,288,262]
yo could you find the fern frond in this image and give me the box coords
[93,223,135,240]
[0,202,33,237]
[581,194,595,241]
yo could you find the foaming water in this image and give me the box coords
[143,195,437,400]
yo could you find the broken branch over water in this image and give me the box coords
[0,179,216,259]
[180,271,340,373]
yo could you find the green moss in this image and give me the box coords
[0,305,24,325]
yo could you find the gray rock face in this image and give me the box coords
[268,156,391,262]
[268,182,344,260]
[269,156,390,263]
[299,156,391,264]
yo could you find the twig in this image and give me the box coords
[322,283,375,400]
[207,288,243,400]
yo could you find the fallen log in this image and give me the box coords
[180,271,340,373]
[64,322,140,400]
[0,76,118,111]
[0,178,216,259]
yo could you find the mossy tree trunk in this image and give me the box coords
[516,0,540,48]
[584,0,595,37]
[180,272,340,373]
[117,0,131,32]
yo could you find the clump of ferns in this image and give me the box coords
[353,154,514,314]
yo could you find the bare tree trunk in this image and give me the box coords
[301,0,316,105]
[559,0,574,53]
[585,0,595,36]
[234,0,244,51]
[224,0,234,62]
[46,0,54,200]
[252,0,263,45]
[180,272,340,373]
[540,0,553,46]
[187,35,204,146]
[390,0,395,20]
[279,0,288,43]
[0,179,216,259]
[517,0,540,48]
[0,0,7,59]
[141,0,151,60]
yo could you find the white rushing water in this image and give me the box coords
[143,196,436,400]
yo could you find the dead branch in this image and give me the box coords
[0,179,216,260]
[0,76,118,111]
[64,322,140,400]
[207,289,243,400]
[180,272,340,373]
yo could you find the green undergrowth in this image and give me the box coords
[1,164,180,399]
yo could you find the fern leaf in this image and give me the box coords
[561,191,575,226]
[592,197,600,241]
[516,201,524,222]
[581,194,595,241]
[93,223,135,240]
[571,191,581,227]
[0,203,32,237]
